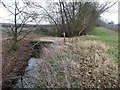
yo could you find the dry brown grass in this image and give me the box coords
[2,39,34,89]
[36,38,118,88]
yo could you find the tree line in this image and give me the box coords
[1,0,118,50]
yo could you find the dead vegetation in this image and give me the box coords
[2,39,34,89]
[36,37,118,88]
[1,34,119,89]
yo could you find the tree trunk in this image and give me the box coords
[13,0,17,50]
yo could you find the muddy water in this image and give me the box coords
[14,58,41,88]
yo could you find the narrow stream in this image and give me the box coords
[14,57,41,88]
[14,41,60,88]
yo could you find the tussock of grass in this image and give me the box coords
[36,38,118,88]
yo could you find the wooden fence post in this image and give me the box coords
[63,32,66,44]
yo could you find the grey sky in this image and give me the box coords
[0,0,119,24]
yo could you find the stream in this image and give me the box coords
[14,41,60,88]
[14,57,41,88]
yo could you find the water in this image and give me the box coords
[14,58,41,88]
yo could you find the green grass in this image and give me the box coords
[91,27,118,45]
[81,27,119,63]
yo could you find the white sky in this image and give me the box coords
[100,1,118,24]
[0,0,119,24]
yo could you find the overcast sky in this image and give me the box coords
[100,1,118,24]
[0,0,119,24]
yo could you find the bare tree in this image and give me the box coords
[45,1,118,36]
[1,0,38,50]
[21,0,118,37]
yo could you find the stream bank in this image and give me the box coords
[14,41,54,88]
[2,39,53,89]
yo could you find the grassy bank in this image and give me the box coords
[36,27,118,88]
[91,27,118,63]
[78,27,118,63]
